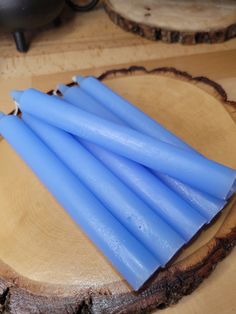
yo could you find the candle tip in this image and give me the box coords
[52,90,58,96]
[10,90,23,103]
[73,75,84,84]
[57,84,69,95]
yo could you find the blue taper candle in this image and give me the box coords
[12,88,236,200]
[75,75,197,150]
[57,84,226,222]
[56,85,208,238]
[75,75,236,198]
[23,113,186,264]
[0,113,160,290]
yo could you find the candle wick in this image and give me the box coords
[72,76,78,84]
[53,89,59,96]
[72,75,84,85]
[13,101,19,116]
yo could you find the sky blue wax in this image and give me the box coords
[58,84,226,221]
[22,113,186,264]
[75,75,193,150]
[56,84,209,237]
[12,88,236,200]
[0,113,160,290]
[155,173,225,220]
[76,76,236,198]
[79,140,206,239]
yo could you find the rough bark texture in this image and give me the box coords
[103,1,236,44]
[1,67,236,313]
[97,66,236,109]
[0,227,235,313]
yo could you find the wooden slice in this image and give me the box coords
[104,0,236,44]
[0,67,236,313]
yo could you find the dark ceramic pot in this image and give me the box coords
[0,0,65,31]
[0,0,65,52]
[0,0,99,52]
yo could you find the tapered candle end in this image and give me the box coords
[10,90,23,103]
[56,84,69,95]
[72,75,84,84]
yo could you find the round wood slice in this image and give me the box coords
[0,67,236,313]
[104,0,236,44]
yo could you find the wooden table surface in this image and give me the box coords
[0,4,235,314]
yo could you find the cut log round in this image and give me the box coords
[104,0,236,44]
[0,67,236,313]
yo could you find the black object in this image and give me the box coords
[12,30,28,52]
[0,0,99,53]
[66,0,99,12]
[0,0,65,52]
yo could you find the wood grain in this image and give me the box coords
[104,0,236,44]
[0,67,235,313]
[0,4,235,313]
[0,3,236,114]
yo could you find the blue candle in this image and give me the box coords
[0,113,160,290]
[56,85,210,239]
[155,173,226,220]
[76,76,236,198]
[58,84,226,222]
[12,88,236,200]
[75,75,194,150]
[80,140,207,238]
[22,113,186,264]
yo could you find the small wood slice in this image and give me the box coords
[0,67,236,313]
[104,0,236,44]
